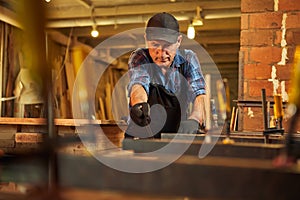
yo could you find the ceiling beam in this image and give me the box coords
[54,18,240,40]
[45,0,241,19]
[0,4,22,28]
[79,33,240,50]
[45,10,240,28]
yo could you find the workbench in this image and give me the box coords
[1,148,300,200]
[1,119,300,199]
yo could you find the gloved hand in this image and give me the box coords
[177,119,199,134]
[130,102,151,127]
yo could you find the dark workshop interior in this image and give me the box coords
[0,0,300,199]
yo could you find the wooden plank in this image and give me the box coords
[0,117,47,125]
[55,119,102,126]
[15,133,44,143]
[122,138,284,159]
[0,118,102,126]
[161,133,285,144]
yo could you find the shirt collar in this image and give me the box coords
[172,49,185,69]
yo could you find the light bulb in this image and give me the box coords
[187,24,195,39]
[45,0,51,2]
[91,26,99,37]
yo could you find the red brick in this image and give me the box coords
[241,14,249,30]
[249,47,282,64]
[249,12,282,29]
[248,80,273,97]
[286,12,300,29]
[240,30,274,46]
[286,29,300,45]
[241,0,274,13]
[279,0,300,11]
[276,64,292,81]
[275,47,296,65]
[244,64,256,79]
[255,64,272,79]
[244,63,272,80]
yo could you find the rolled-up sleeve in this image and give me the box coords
[184,50,206,98]
[127,49,151,95]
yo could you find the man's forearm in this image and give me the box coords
[130,84,148,106]
[188,94,206,125]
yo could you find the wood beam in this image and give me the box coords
[45,0,241,19]
[55,18,240,39]
[0,4,22,28]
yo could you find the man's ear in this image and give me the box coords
[176,35,183,47]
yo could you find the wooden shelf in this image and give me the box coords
[0,117,128,126]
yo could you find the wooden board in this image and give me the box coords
[15,133,44,143]
[0,118,101,126]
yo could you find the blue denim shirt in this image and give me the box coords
[127,48,206,102]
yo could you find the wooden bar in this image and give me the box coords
[161,133,286,144]
[0,118,101,126]
[122,138,284,159]
[15,133,44,143]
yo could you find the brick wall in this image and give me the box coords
[240,0,300,132]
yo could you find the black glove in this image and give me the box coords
[130,102,151,127]
[178,119,199,134]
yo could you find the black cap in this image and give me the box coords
[145,12,180,44]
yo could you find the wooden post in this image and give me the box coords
[0,23,3,116]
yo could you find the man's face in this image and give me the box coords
[146,35,182,68]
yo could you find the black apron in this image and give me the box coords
[147,83,183,136]
[125,83,188,138]
[125,50,189,138]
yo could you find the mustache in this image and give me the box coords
[154,57,170,61]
